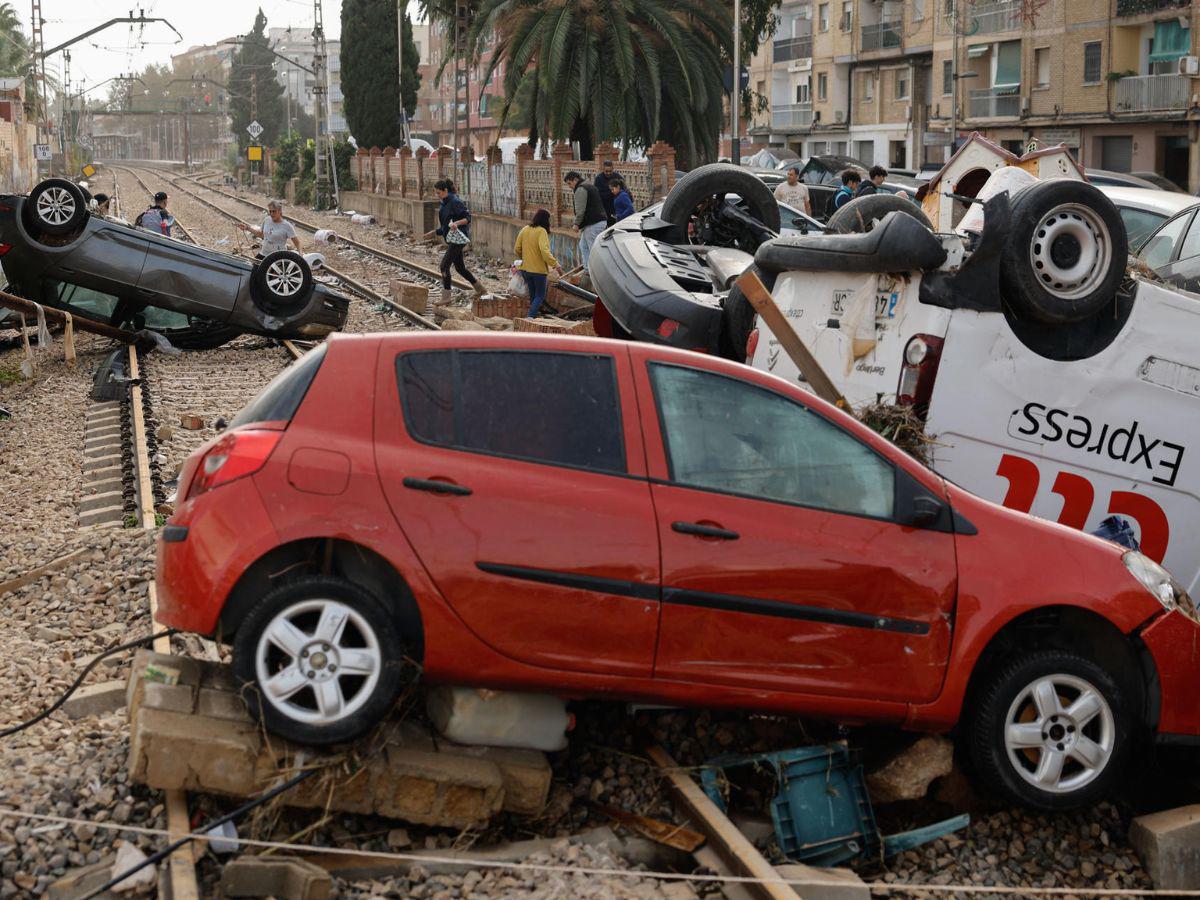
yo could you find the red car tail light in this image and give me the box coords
[188,429,283,499]
[656,318,681,339]
[746,327,761,362]
[896,334,944,415]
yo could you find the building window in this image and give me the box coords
[817,71,828,100]
[855,140,874,164]
[796,78,811,104]
[890,139,906,168]
[819,3,829,31]
[943,0,953,20]
[863,71,875,101]
[942,59,953,95]
[840,1,852,30]
[913,0,925,19]
[895,70,909,99]
[1035,47,1050,88]
[1083,42,1102,84]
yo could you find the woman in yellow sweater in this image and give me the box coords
[514,208,565,317]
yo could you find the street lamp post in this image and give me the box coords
[731,0,741,165]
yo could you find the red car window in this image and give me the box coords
[397,348,627,474]
[648,362,895,519]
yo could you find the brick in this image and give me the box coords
[62,680,126,720]
[129,707,260,794]
[196,687,252,723]
[390,280,429,314]
[774,864,869,899]
[376,745,504,827]
[445,744,551,816]
[140,681,197,715]
[127,650,199,710]
[438,318,487,331]
[46,858,113,899]
[221,856,332,900]
[473,294,526,319]
[1130,805,1200,890]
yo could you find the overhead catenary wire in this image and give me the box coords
[0,808,1190,897]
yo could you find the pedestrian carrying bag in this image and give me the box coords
[446,226,470,246]
[508,262,529,298]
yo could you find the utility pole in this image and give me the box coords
[250,72,258,181]
[397,0,409,147]
[182,99,191,170]
[30,0,48,171]
[59,49,70,160]
[312,0,330,209]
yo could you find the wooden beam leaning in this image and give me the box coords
[645,746,797,900]
[734,270,849,411]
[0,290,138,343]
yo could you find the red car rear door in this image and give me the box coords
[632,348,956,703]
[373,341,661,677]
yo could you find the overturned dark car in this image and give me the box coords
[0,178,348,349]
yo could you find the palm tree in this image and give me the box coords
[429,0,731,166]
[0,2,28,76]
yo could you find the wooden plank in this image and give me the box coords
[645,746,796,900]
[734,270,849,411]
[165,788,201,900]
[0,289,138,343]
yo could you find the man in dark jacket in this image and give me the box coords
[832,170,860,212]
[594,160,622,224]
[564,170,608,268]
[855,165,888,198]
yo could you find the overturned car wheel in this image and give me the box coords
[1000,180,1126,325]
[826,193,932,234]
[662,163,781,247]
[252,250,314,316]
[26,178,88,238]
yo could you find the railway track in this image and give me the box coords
[114,166,439,332]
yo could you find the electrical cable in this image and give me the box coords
[83,767,318,899]
[0,628,179,739]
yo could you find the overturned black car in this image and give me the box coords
[0,178,348,349]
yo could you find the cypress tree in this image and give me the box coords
[341,0,420,148]
[228,9,287,150]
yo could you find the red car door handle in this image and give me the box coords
[403,477,472,497]
[672,521,739,540]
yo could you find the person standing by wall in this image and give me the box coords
[594,160,622,225]
[608,178,635,222]
[514,208,565,318]
[563,170,607,269]
[236,200,301,258]
[423,178,487,306]
[773,166,812,216]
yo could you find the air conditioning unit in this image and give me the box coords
[835,110,845,123]
[1021,96,1031,114]
[1180,56,1200,76]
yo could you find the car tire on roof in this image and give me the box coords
[25,178,88,238]
[825,193,932,234]
[233,575,410,746]
[967,649,1134,810]
[1001,180,1127,325]
[251,250,314,316]
[662,163,782,236]
[720,264,775,362]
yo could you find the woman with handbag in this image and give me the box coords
[423,179,486,306]
[514,208,564,318]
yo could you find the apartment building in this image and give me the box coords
[268,28,346,136]
[749,0,1199,189]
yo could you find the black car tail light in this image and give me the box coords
[896,334,944,417]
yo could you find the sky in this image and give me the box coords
[37,0,346,89]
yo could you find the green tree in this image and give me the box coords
[0,3,28,76]
[228,9,286,150]
[341,0,421,148]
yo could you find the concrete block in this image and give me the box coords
[78,491,123,513]
[444,744,551,815]
[390,280,429,314]
[197,687,253,723]
[127,650,198,711]
[220,856,332,900]
[62,680,126,720]
[1130,804,1200,890]
[82,454,121,472]
[47,858,115,899]
[140,681,197,715]
[128,707,259,795]
[376,745,504,827]
[78,506,124,527]
[437,318,487,331]
[774,864,868,900]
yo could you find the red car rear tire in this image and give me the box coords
[233,575,410,746]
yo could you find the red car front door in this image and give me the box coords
[374,343,661,677]
[633,351,957,703]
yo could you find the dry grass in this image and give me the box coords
[856,402,938,466]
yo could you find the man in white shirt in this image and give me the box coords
[773,166,812,217]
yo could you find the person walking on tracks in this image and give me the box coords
[564,170,607,269]
[515,208,564,318]
[236,200,301,258]
[136,191,173,237]
[423,178,486,306]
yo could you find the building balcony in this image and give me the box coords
[773,35,813,63]
[969,87,1021,118]
[970,1,1022,34]
[1116,0,1189,15]
[1115,74,1191,112]
[772,102,814,130]
[861,21,902,53]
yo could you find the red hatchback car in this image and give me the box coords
[157,332,1200,809]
